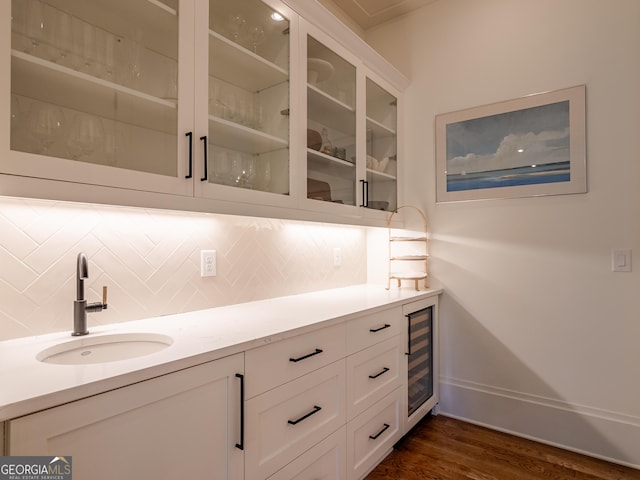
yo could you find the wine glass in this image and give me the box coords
[258,159,271,191]
[213,149,230,185]
[226,13,247,45]
[68,113,104,161]
[53,10,74,66]
[248,25,265,54]
[161,56,178,100]
[25,0,45,54]
[28,103,64,154]
[95,28,116,80]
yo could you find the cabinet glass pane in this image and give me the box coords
[306,36,356,206]
[10,0,180,176]
[366,78,397,212]
[208,0,290,194]
[407,306,433,416]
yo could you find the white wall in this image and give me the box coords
[367,0,640,468]
[0,196,366,341]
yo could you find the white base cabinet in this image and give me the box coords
[346,388,403,480]
[245,360,346,480]
[4,293,440,480]
[267,427,347,480]
[8,353,244,480]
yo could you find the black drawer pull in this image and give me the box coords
[369,423,390,440]
[288,405,322,425]
[369,324,391,333]
[289,348,323,363]
[368,367,390,379]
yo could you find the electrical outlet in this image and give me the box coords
[333,247,342,267]
[201,250,217,277]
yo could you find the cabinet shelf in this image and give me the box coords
[390,255,429,261]
[390,236,427,242]
[209,30,288,93]
[307,85,356,136]
[12,50,176,134]
[366,116,396,137]
[209,115,288,155]
[49,0,179,60]
[367,168,396,181]
[307,148,355,170]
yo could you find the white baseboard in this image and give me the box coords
[439,377,640,470]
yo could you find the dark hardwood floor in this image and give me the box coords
[365,415,640,480]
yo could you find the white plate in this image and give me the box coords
[307,58,334,84]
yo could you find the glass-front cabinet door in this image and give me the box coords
[365,76,397,213]
[197,0,292,204]
[304,28,358,210]
[6,0,192,195]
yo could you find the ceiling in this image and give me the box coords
[317,0,437,31]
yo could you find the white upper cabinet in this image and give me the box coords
[301,19,402,221]
[194,0,296,208]
[1,0,406,225]
[5,0,193,195]
[363,73,400,218]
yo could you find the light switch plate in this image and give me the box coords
[612,249,631,272]
[333,247,342,267]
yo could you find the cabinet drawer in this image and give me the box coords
[267,426,346,480]
[347,388,402,480]
[246,360,346,480]
[346,307,401,355]
[346,335,402,420]
[246,323,346,398]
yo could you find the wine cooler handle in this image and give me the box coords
[235,373,244,450]
[200,135,208,181]
[405,314,412,356]
[185,132,193,179]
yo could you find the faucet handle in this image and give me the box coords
[102,285,108,310]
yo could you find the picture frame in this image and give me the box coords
[435,85,586,203]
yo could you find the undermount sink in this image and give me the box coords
[37,333,173,365]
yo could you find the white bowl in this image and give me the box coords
[307,58,334,84]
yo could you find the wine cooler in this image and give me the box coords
[403,298,438,431]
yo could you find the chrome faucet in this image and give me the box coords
[73,252,108,336]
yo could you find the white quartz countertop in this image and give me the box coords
[0,284,441,422]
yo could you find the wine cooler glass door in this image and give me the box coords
[406,306,433,416]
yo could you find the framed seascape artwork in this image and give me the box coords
[435,85,586,202]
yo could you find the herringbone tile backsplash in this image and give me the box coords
[0,196,368,341]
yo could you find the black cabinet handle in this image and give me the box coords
[200,135,208,181]
[235,373,244,450]
[288,405,321,425]
[360,179,369,207]
[368,367,390,379]
[289,348,323,363]
[369,423,390,440]
[185,132,193,179]
[369,324,391,333]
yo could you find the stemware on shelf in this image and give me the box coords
[226,12,247,46]
[28,102,65,154]
[68,113,105,161]
[248,25,265,53]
